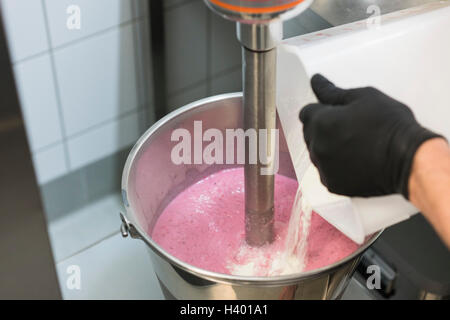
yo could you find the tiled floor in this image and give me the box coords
[341,278,375,300]
[56,233,164,300]
[49,194,123,262]
[48,193,164,300]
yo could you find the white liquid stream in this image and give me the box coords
[228,186,312,276]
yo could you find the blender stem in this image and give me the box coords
[238,22,282,246]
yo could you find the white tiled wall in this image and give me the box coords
[164,0,243,111]
[164,0,207,94]
[32,144,68,185]
[1,0,327,185]
[167,83,208,112]
[53,23,139,136]
[210,13,241,75]
[43,0,136,47]
[1,0,152,185]
[1,0,49,62]
[13,54,63,151]
[67,110,145,170]
[161,0,328,111]
[210,68,242,95]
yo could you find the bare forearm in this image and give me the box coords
[409,138,450,248]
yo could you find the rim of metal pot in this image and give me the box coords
[121,92,383,286]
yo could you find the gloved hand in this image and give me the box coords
[299,74,442,199]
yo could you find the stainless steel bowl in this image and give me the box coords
[120,93,381,299]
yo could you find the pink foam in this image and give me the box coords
[151,168,359,275]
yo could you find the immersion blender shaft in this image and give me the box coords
[239,23,281,246]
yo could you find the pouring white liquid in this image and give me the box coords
[228,186,313,276]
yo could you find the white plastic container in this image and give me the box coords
[276,1,450,244]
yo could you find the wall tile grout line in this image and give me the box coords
[171,78,210,97]
[11,49,50,66]
[165,0,196,11]
[12,16,146,68]
[32,105,146,156]
[67,105,146,141]
[51,16,145,53]
[56,230,120,264]
[171,63,242,97]
[33,140,64,155]
[213,64,242,82]
[40,0,71,172]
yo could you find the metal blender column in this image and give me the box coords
[238,22,282,246]
[203,0,312,246]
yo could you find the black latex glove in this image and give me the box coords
[299,74,442,199]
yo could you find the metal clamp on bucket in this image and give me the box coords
[120,212,141,240]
